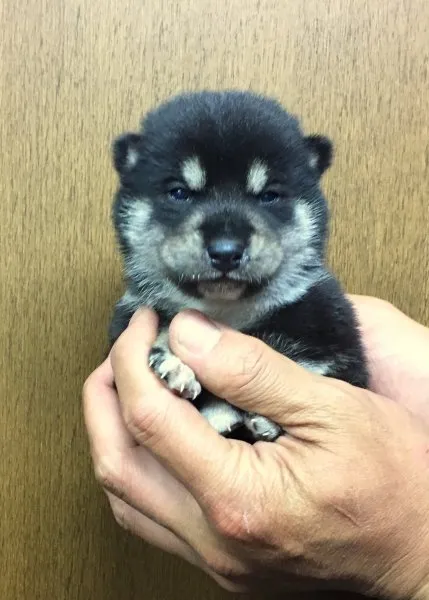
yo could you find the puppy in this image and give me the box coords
[108,90,368,443]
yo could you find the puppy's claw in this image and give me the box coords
[149,348,202,401]
[244,413,283,442]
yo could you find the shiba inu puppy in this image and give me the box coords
[108,90,368,442]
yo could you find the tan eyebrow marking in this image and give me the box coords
[247,160,268,194]
[181,156,206,191]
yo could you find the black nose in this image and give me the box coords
[207,238,245,272]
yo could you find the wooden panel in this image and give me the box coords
[0,1,428,598]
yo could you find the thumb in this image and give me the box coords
[169,311,337,428]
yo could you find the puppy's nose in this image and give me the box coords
[207,238,245,272]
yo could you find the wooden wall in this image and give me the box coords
[1,1,428,598]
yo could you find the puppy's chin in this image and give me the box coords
[197,280,246,301]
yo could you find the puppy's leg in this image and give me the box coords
[196,394,245,436]
[149,330,202,400]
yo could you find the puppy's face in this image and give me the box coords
[112,91,332,303]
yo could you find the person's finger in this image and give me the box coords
[105,493,247,592]
[168,310,347,429]
[106,492,202,565]
[83,357,136,455]
[350,295,429,375]
[110,309,236,506]
[348,295,429,424]
[83,351,208,545]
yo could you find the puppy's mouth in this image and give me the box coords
[196,279,246,301]
[176,273,268,301]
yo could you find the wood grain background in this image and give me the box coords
[1,1,428,599]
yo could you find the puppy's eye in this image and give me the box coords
[169,188,191,202]
[259,191,279,204]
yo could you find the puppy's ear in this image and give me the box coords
[305,135,333,176]
[112,133,142,175]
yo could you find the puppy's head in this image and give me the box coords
[112,91,332,305]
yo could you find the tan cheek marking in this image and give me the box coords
[161,209,206,263]
[249,233,265,256]
[182,230,204,250]
[249,230,283,273]
[161,230,204,263]
[186,210,205,229]
[293,200,317,244]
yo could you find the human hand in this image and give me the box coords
[350,296,429,425]
[83,298,429,599]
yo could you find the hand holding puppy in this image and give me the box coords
[83,297,429,599]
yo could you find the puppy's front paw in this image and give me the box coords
[149,347,202,400]
[197,397,245,436]
[244,413,283,442]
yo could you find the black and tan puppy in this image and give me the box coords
[108,90,368,442]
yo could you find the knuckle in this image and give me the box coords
[203,549,248,580]
[94,455,115,489]
[213,511,247,542]
[124,402,168,447]
[208,498,264,544]
[109,496,130,531]
[94,454,126,499]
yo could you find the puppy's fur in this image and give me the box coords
[108,90,368,442]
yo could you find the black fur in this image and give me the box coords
[107,90,368,443]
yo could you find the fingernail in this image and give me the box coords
[175,311,221,354]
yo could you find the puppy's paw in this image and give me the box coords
[198,397,245,436]
[244,413,283,442]
[149,347,202,400]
